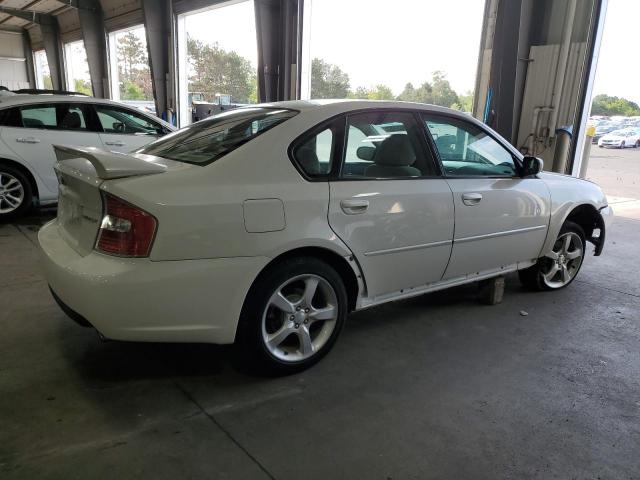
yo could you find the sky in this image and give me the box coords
[61,0,636,103]
[592,0,640,104]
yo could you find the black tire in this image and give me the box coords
[635,140,640,148]
[236,257,348,375]
[519,221,586,291]
[0,165,33,221]
[619,141,625,149]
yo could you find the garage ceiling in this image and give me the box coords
[0,0,143,49]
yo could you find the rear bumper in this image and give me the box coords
[39,220,269,344]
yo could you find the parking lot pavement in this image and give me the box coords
[586,146,640,219]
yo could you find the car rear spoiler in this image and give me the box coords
[53,145,167,180]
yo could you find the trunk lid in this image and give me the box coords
[52,145,170,256]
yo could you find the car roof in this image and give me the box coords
[261,99,471,117]
[0,93,136,107]
[0,94,173,128]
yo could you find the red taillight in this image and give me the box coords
[96,193,157,257]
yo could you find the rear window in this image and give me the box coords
[137,107,297,165]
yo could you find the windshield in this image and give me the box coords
[138,107,297,165]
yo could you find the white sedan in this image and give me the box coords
[0,93,175,219]
[597,128,640,148]
[39,100,612,373]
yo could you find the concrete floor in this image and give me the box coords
[1,151,640,479]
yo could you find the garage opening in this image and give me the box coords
[300,0,483,110]
[33,49,51,90]
[584,0,640,220]
[108,25,154,114]
[176,0,258,127]
[63,40,92,95]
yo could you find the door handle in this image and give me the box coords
[16,137,40,144]
[105,141,125,147]
[462,193,483,206]
[340,199,369,215]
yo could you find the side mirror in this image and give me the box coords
[522,156,543,177]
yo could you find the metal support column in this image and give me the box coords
[22,31,35,88]
[38,17,66,90]
[77,1,109,98]
[142,0,171,118]
[255,0,302,102]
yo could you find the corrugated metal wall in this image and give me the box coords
[516,42,587,165]
[0,30,29,89]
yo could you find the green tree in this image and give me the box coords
[451,90,473,112]
[187,36,256,103]
[310,58,350,99]
[429,71,459,107]
[117,31,152,100]
[42,74,53,90]
[349,84,394,100]
[73,78,92,96]
[591,94,640,116]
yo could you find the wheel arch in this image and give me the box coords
[564,203,606,255]
[0,157,39,203]
[244,246,362,316]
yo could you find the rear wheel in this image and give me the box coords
[0,166,32,221]
[519,221,586,291]
[237,257,347,374]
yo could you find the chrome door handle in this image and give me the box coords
[16,137,40,144]
[462,193,483,206]
[340,199,369,215]
[105,141,125,147]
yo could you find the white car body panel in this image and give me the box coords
[328,178,454,298]
[38,100,611,345]
[444,177,550,278]
[0,94,174,205]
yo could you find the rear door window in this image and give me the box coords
[15,103,90,131]
[139,107,297,165]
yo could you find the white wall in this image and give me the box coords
[0,31,29,90]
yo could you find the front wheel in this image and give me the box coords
[237,257,347,375]
[519,221,586,291]
[620,141,626,149]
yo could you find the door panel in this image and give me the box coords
[444,178,550,279]
[0,126,101,194]
[329,180,454,297]
[98,132,157,153]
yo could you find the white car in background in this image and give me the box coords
[39,100,612,374]
[597,128,640,148]
[0,93,175,219]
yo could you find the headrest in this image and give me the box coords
[61,111,82,129]
[297,143,320,175]
[373,135,415,166]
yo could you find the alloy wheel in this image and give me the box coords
[0,172,25,214]
[540,232,584,289]
[261,274,338,362]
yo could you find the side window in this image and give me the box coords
[292,127,334,177]
[423,115,518,177]
[19,105,57,129]
[342,111,435,179]
[96,106,162,135]
[17,104,89,131]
